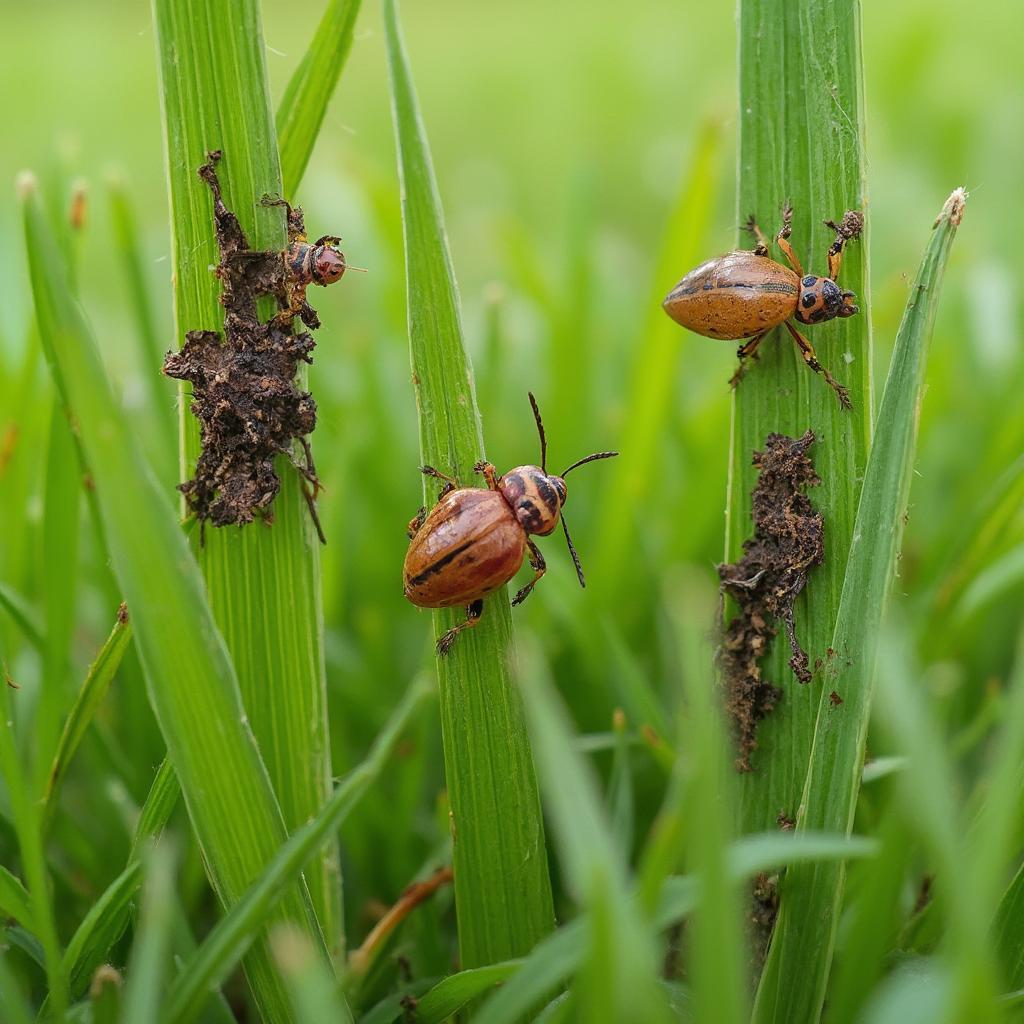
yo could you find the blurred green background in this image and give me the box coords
[2,0,1023,959]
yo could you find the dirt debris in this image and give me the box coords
[718,430,825,772]
[163,150,325,542]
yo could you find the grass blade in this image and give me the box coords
[43,604,132,831]
[273,928,354,1024]
[160,675,431,1024]
[383,0,555,968]
[731,0,872,837]
[153,0,340,954]
[106,177,177,486]
[122,845,177,1024]
[61,861,141,997]
[514,640,668,1023]
[0,661,66,1016]
[0,951,34,1024]
[754,189,967,1021]
[276,0,362,192]
[0,867,31,930]
[0,584,44,654]
[22,177,324,1023]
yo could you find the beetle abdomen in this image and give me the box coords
[662,251,799,340]
[404,489,526,608]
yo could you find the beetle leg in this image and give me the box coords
[729,331,769,388]
[436,599,484,656]
[421,465,459,499]
[512,539,547,606]
[742,214,771,257]
[774,203,806,279]
[407,506,427,539]
[823,211,864,281]
[473,460,500,490]
[783,320,851,409]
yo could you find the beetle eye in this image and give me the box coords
[550,475,567,507]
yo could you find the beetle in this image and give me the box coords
[662,204,863,408]
[260,194,365,330]
[403,393,617,655]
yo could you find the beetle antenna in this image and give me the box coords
[561,513,586,588]
[561,450,618,476]
[528,392,547,473]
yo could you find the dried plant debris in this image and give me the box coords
[718,430,825,771]
[163,150,351,543]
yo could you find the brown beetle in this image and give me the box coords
[403,393,617,654]
[662,204,863,408]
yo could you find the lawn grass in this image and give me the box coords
[1,0,1022,1021]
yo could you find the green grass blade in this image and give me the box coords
[161,676,430,1024]
[273,928,355,1024]
[414,962,522,1023]
[754,188,967,1022]
[0,951,34,1024]
[153,0,340,955]
[130,758,180,861]
[383,0,555,968]
[276,0,362,192]
[668,576,746,1024]
[106,177,177,485]
[43,605,132,831]
[22,179,324,1023]
[0,866,31,930]
[122,845,177,1024]
[591,126,720,596]
[731,0,871,835]
[37,399,81,786]
[995,863,1024,990]
[0,584,44,654]
[61,862,142,997]
[871,634,1001,1020]
[0,663,66,1017]
[514,640,668,1023]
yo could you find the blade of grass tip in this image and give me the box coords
[591,124,720,602]
[413,962,522,1024]
[106,177,178,485]
[731,0,872,840]
[153,0,340,955]
[872,632,1001,1020]
[43,604,132,834]
[276,0,363,193]
[513,639,669,1023]
[0,584,44,654]
[0,950,34,1024]
[160,675,432,1024]
[89,966,123,1024]
[754,188,966,1023]
[0,665,66,1017]
[22,177,325,1023]
[383,0,555,969]
[666,570,747,1024]
[122,844,177,1024]
[272,927,354,1024]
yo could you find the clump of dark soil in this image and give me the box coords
[163,151,324,541]
[718,430,825,772]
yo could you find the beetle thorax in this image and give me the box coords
[796,275,844,325]
[498,465,565,536]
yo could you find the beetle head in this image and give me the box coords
[503,393,618,588]
[312,244,347,285]
[796,275,859,325]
